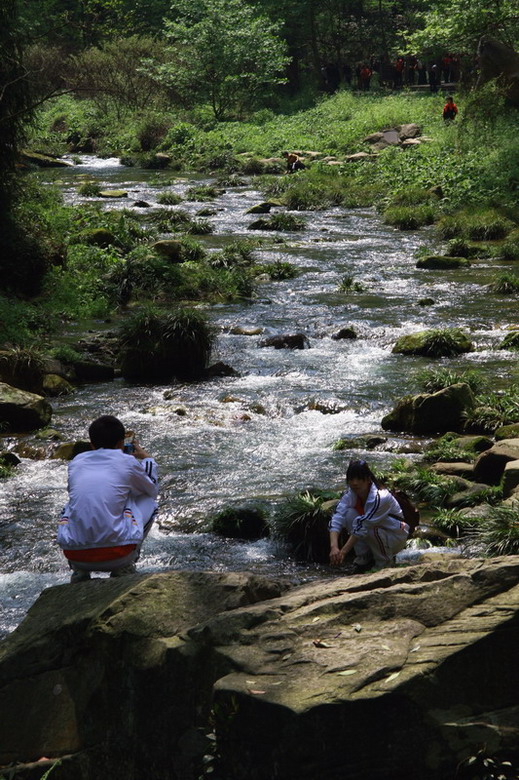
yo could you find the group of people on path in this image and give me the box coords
[57,417,410,582]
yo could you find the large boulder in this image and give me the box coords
[381,383,476,435]
[0,382,52,432]
[503,460,519,497]
[1,561,517,780]
[473,439,519,485]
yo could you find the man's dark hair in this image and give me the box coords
[89,415,125,449]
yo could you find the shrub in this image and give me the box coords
[414,367,487,395]
[467,506,519,556]
[209,506,269,539]
[383,204,436,230]
[186,219,214,235]
[185,185,223,201]
[430,509,473,539]
[118,307,215,382]
[256,260,299,280]
[338,275,364,293]
[78,181,101,197]
[393,467,458,509]
[274,489,340,563]
[157,191,183,206]
[490,272,519,294]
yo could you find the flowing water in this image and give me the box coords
[0,156,516,638]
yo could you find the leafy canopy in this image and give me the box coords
[150,0,289,119]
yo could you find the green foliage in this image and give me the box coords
[156,191,183,206]
[430,509,472,538]
[438,210,515,241]
[393,467,458,509]
[249,212,306,231]
[463,384,519,434]
[49,344,83,364]
[383,204,436,230]
[338,276,364,293]
[257,260,299,280]
[414,367,487,395]
[78,181,102,196]
[118,306,215,382]
[185,185,222,201]
[274,489,339,563]
[423,438,474,465]
[146,0,289,119]
[490,272,519,295]
[209,506,269,539]
[467,506,519,556]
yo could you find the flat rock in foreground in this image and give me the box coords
[0,560,517,780]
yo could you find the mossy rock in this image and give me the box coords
[495,423,519,440]
[20,150,72,168]
[499,330,519,350]
[392,328,473,357]
[99,190,128,198]
[78,228,117,248]
[0,382,52,432]
[381,383,476,435]
[246,203,272,215]
[42,374,75,396]
[416,256,471,270]
[51,440,92,460]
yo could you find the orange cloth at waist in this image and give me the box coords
[354,496,364,515]
[64,544,137,562]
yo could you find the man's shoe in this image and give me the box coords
[110,564,137,578]
[70,570,91,583]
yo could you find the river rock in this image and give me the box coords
[51,440,92,460]
[446,480,491,507]
[429,462,475,479]
[42,374,75,396]
[416,255,471,270]
[495,423,519,440]
[503,460,519,497]
[229,326,263,336]
[392,329,473,357]
[246,203,272,214]
[259,334,309,349]
[0,382,52,433]
[203,362,240,379]
[345,152,375,161]
[20,150,73,168]
[99,190,128,198]
[499,330,519,350]
[73,360,115,383]
[473,439,519,485]
[331,326,357,340]
[381,383,475,435]
[2,561,515,780]
[398,123,421,139]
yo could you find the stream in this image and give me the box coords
[0,156,516,638]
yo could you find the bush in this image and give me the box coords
[490,272,519,295]
[157,191,183,206]
[185,185,223,201]
[467,506,519,556]
[393,467,458,509]
[274,489,340,563]
[78,181,102,197]
[338,275,364,293]
[414,367,487,395]
[118,307,215,382]
[382,204,436,230]
[209,506,269,539]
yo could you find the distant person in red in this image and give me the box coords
[442,96,458,121]
[359,64,372,90]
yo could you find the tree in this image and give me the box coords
[148,0,290,119]
[404,0,519,57]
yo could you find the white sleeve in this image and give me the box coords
[129,457,159,499]
[328,490,354,533]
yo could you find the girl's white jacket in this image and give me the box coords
[329,482,404,537]
[58,448,159,550]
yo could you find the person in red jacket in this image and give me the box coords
[442,96,458,121]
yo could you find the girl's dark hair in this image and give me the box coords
[89,415,125,449]
[346,459,381,487]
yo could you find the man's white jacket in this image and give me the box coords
[58,448,159,550]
